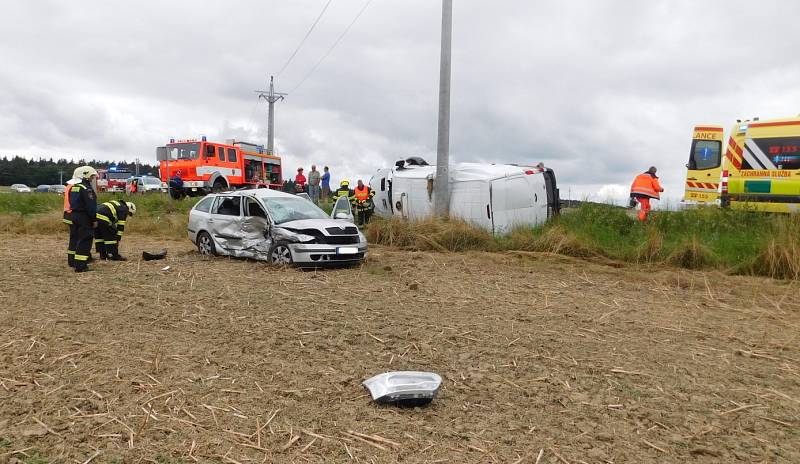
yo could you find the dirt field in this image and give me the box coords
[1,234,798,463]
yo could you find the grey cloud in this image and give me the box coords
[3,0,800,203]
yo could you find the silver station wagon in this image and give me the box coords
[188,189,367,266]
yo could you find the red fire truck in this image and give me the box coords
[97,167,132,192]
[157,137,282,196]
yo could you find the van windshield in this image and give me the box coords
[260,196,329,224]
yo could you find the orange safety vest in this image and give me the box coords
[630,173,663,199]
[63,184,74,212]
[354,185,370,201]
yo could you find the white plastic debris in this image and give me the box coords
[362,371,442,406]
[160,265,171,271]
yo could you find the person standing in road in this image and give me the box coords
[308,165,321,205]
[295,167,306,193]
[629,166,664,221]
[69,166,99,272]
[321,166,331,200]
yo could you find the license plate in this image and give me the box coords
[336,247,358,255]
[191,187,198,191]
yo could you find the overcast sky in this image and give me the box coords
[2,0,800,204]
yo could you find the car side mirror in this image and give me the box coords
[685,163,690,169]
[334,212,349,220]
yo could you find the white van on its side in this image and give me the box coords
[369,159,560,235]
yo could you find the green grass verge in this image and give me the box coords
[365,203,800,280]
[2,193,797,279]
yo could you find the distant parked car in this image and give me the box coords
[35,184,51,193]
[10,184,31,193]
[128,175,165,194]
[49,185,66,194]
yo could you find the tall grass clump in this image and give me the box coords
[634,227,663,263]
[738,215,800,280]
[503,224,599,258]
[365,217,493,252]
[666,236,715,270]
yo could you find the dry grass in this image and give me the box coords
[666,236,715,270]
[365,217,494,252]
[2,235,800,463]
[505,224,599,258]
[0,210,187,238]
[634,227,663,263]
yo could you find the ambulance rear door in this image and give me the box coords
[683,125,724,205]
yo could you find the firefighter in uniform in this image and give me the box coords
[69,167,99,272]
[629,166,664,221]
[64,176,78,267]
[95,200,136,260]
[352,179,375,225]
[64,166,93,268]
[332,180,354,202]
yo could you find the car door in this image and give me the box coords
[240,196,273,256]
[209,195,243,251]
[330,196,354,222]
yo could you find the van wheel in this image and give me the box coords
[211,179,227,193]
[196,231,217,256]
[269,242,293,265]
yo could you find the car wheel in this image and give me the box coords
[196,231,217,256]
[269,242,293,265]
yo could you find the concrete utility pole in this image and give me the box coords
[255,76,287,155]
[434,0,453,218]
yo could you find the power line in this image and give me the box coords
[289,0,374,94]
[275,0,334,78]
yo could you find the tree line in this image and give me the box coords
[0,156,159,186]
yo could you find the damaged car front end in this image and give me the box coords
[188,189,367,267]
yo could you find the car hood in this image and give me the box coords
[277,218,358,232]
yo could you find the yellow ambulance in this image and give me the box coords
[682,116,800,213]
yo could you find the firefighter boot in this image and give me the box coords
[108,254,127,261]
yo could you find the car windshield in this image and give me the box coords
[143,177,161,185]
[12,184,26,188]
[260,196,329,224]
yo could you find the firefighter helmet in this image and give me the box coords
[126,202,136,216]
[340,179,350,187]
[75,166,98,180]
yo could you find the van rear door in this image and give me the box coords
[683,125,724,204]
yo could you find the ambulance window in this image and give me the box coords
[217,146,225,160]
[380,178,386,191]
[228,149,237,163]
[754,137,800,170]
[689,140,721,170]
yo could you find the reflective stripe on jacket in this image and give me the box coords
[630,173,663,199]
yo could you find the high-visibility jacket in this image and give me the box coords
[69,181,97,219]
[630,172,663,199]
[96,200,129,225]
[96,200,130,241]
[63,184,74,224]
[354,186,373,202]
[333,186,353,201]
